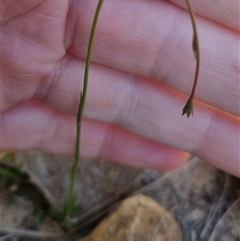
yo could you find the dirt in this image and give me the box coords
[1,151,240,241]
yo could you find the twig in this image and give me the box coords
[23,165,62,213]
[0,234,16,241]
[0,227,61,239]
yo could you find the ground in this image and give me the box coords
[1,151,240,241]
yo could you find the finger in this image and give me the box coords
[1,99,189,171]
[40,58,240,177]
[1,0,68,112]
[65,0,239,115]
[1,0,43,23]
[168,0,240,31]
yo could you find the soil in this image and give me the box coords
[1,151,240,241]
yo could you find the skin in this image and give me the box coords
[1,0,239,176]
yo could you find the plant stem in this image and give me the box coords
[182,0,200,117]
[67,0,105,215]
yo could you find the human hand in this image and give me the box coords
[1,0,239,176]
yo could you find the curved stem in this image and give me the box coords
[182,0,200,117]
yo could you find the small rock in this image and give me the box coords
[80,194,182,241]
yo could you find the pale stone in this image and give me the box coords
[80,194,183,241]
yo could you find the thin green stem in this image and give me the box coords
[67,0,105,215]
[182,0,200,117]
